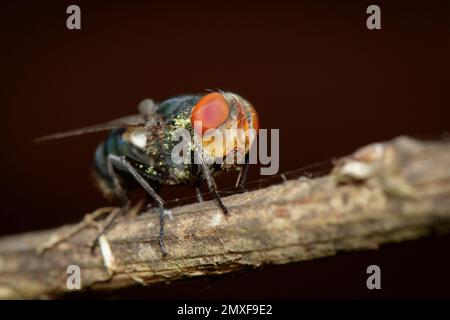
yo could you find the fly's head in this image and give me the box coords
[190,91,259,167]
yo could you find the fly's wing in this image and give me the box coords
[34,114,146,142]
[34,99,158,143]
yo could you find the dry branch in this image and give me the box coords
[0,136,449,299]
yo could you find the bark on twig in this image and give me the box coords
[0,136,449,299]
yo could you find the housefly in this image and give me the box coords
[36,91,259,256]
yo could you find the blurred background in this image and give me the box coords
[0,0,449,298]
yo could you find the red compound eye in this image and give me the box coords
[191,92,230,134]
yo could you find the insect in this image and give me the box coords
[36,91,259,256]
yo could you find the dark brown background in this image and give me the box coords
[0,0,449,299]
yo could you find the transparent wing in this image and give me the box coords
[34,114,147,143]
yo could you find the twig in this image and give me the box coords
[0,136,449,299]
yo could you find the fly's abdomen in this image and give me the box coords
[92,128,162,199]
[92,129,127,199]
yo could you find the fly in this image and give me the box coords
[36,91,259,256]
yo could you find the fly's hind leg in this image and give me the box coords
[105,154,170,257]
[36,153,145,255]
[88,154,132,253]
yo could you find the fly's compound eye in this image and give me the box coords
[191,92,230,135]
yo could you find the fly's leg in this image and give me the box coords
[89,154,132,253]
[89,207,128,253]
[194,140,228,214]
[199,158,228,214]
[126,198,145,218]
[36,153,144,255]
[195,181,204,203]
[235,153,250,191]
[105,154,169,257]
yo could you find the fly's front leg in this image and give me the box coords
[202,162,228,214]
[195,181,204,203]
[235,153,249,191]
[107,154,169,256]
[194,141,228,214]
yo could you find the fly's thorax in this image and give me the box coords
[164,112,198,184]
[121,102,199,185]
[121,110,166,158]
